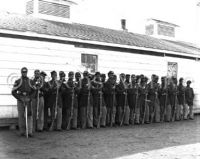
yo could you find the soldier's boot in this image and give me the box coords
[100,106,107,127]
[72,108,78,129]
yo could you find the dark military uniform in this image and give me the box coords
[116,74,130,126]
[177,78,185,120]
[138,77,149,124]
[185,81,194,119]
[159,77,169,122]
[168,78,178,122]
[148,76,160,123]
[104,72,116,126]
[31,72,45,132]
[127,75,139,125]
[79,72,93,129]
[62,77,78,130]
[91,73,105,128]
[46,72,63,131]
[12,67,34,136]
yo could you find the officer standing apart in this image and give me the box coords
[12,67,35,137]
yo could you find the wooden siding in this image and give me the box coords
[0,36,199,118]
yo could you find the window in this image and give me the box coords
[157,24,175,37]
[81,54,98,73]
[167,62,178,78]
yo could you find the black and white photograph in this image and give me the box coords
[0,0,200,158]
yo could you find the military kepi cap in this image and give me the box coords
[51,70,57,76]
[40,71,47,77]
[21,67,28,73]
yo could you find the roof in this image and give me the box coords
[149,18,179,27]
[0,12,199,56]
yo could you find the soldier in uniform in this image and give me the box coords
[62,71,79,130]
[40,71,49,131]
[31,69,45,132]
[159,77,169,122]
[138,76,149,124]
[148,74,160,123]
[135,75,141,124]
[127,74,139,125]
[177,78,185,120]
[168,77,178,122]
[91,72,104,128]
[185,80,194,120]
[116,73,130,126]
[79,71,93,129]
[104,71,116,126]
[47,71,63,131]
[75,72,82,128]
[12,67,34,137]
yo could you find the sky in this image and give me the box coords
[0,0,200,45]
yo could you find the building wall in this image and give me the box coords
[0,36,199,118]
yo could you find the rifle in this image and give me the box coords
[22,96,30,138]
[142,93,148,124]
[120,89,128,126]
[172,86,177,121]
[86,77,91,124]
[49,81,59,131]
[97,88,103,128]
[36,90,40,120]
[133,88,138,124]
[110,83,116,127]
[67,86,75,130]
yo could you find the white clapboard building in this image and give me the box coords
[0,0,199,125]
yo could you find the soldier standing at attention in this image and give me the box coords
[79,71,92,129]
[92,72,103,128]
[104,71,116,126]
[169,77,178,122]
[116,73,130,126]
[159,77,169,122]
[185,80,195,120]
[177,78,185,120]
[12,67,35,137]
[127,74,138,125]
[138,76,149,124]
[31,69,45,132]
[47,71,63,131]
[75,72,82,128]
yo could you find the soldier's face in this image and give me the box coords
[69,75,74,80]
[34,71,40,78]
[22,71,27,78]
[52,73,57,80]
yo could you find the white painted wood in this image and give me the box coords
[0,37,199,119]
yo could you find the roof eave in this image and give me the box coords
[0,29,199,58]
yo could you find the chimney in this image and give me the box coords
[121,19,127,31]
[26,0,76,23]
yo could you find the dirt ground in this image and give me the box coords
[0,116,199,159]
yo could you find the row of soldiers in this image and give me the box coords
[12,67,194,137]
